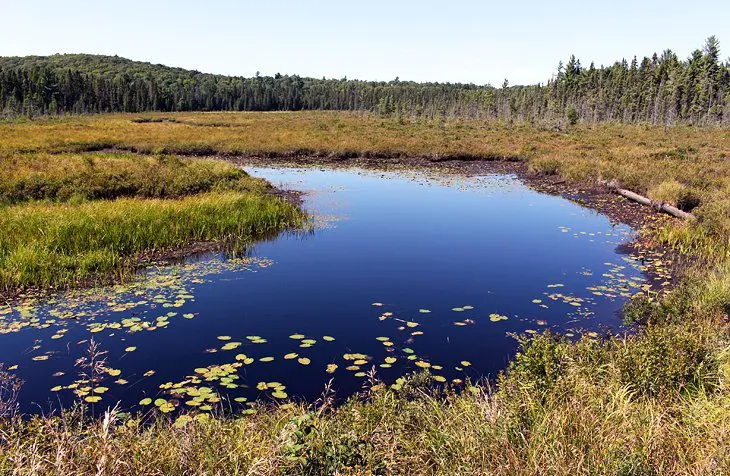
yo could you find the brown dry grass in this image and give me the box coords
[1,112,730,475]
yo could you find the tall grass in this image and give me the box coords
[1,112,730,474]
[0,152,270,204]
[0,322,727,475]
[0,192,304,292]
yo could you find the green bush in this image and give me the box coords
[615,326,717,397]
[566,107,579,125]
[504,332,569,395]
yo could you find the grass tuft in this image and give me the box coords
[0,192,304,292]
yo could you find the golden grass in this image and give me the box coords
[1,112,730,475]
[0,152,272,204]
[4,111,728,257]
[2,111,728,199]
[1,352,728,475]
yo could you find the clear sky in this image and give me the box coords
[1,0,727,86]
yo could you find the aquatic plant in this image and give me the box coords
[0,191,304,292]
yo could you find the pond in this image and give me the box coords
[0,167,649,414]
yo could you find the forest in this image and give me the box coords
[1,37,728,125]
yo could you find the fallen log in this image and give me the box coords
[599,180,696,220]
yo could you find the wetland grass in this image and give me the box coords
[1,112,730,474]
[0,151,305,294]
[1,315,728,475]
[0,192,304,292]
[3,112,729,259]
[0,152,271,204]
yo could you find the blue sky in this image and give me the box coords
[1,0,727,85]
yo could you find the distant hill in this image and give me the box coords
[1,39,728,125]
[0,54,202,78]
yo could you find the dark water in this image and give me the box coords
[0,167,647,414]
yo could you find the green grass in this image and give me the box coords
[0,151,305,293]
[1,112,730,474]
[0,191,304,293]
[1,315,727,474]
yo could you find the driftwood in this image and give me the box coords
[599,180,696,220]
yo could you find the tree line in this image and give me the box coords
[1,37,728,125]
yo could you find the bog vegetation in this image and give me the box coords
[1,36,729,125]
[0,153,305,294]
[0,111,728,474]
[1,41,730,473]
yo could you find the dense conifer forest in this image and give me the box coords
[1,37,728,125]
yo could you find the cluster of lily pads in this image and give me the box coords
[0,242,664,422]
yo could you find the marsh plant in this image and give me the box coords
[0,364,22,419]
[0,112,729,474]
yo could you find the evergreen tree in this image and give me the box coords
[0,38,727,125]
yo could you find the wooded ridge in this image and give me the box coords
[1,37,728,125]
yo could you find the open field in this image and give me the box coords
[1,112,730,474]
[0,113,727,200]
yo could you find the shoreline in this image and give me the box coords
[1,154,683,304]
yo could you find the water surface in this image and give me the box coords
[0,167,647,413]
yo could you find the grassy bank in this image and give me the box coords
[0,192,303,292]
[1,112,729,474]
[0,152,271,204]
[1,302,728,474]
[0,151,305,294]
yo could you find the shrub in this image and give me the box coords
[566,107,579,125]
[614,326,717,397]
[504,332,569,394]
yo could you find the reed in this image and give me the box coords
[0,192,304,292]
